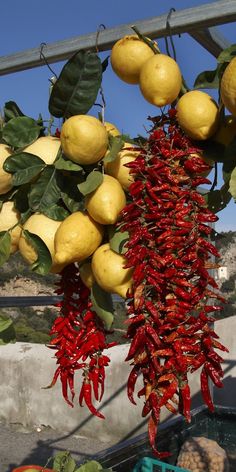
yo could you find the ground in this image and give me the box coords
[1,421,114,471]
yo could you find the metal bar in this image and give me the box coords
[190,26,231,57]
[0,0,235,76]
[0,296,63,308]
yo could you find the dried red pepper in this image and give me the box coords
[47,264,115,418]
[119,109,227,457]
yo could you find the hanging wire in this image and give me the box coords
[94,24,107,122]
[95,24,106,53]
[39,42,58,81]
[210,162,218,192]
[164,8,177,61]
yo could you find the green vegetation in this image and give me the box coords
[0,301,128,345]
[214,230,236,254]
[0,306,58,344]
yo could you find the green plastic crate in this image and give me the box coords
[133,457,189,472]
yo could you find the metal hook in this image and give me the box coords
[95,24,106,53]
[39,42,58,80]
[164,8,177,61]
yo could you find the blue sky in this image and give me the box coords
[0,0,235,232]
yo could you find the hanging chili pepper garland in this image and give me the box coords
[47,109,227,458]
[118,109,228,458]
[47,263,115,419]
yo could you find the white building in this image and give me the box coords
[217,266,228,281]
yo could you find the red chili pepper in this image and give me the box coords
[80,380,105,419]
[145,300,162,326]
[127,366,139,405]
[148,412,170,458]
[145,324,162,347]
[126,326,146,360]
[200,367,214,412]
[204,361,224,388]
[179,383,191,422]
[60,370,73,407]
[149,391,161,422]
[159,380,178,407]
[142,397,152,417]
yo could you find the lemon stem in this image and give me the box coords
[131,25,160,54]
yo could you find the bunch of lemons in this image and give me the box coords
[0,116,135,298]
[110,34,236,172]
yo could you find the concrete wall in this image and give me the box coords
[0,316,235,446]
[213,315,236,408]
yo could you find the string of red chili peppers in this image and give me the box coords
[118,109,228,458]
[47,263,116,419]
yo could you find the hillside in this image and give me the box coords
[0,231,236,343]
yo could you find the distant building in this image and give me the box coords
[217,266,228,281]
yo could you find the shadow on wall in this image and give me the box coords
[5,375,222,472]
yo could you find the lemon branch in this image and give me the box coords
[131,25,160,54]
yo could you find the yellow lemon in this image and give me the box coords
[176,90,220,140]
[104,121,120,137]
[213,115,236,146]
[0,144,13,195]
[60,115,108,165]
[92,243,133,298]
[0,201,21,253]
[18,213,63,271]
[54,211,104,265]
[111,34,157,84]
[220,57,236,116]
[139,54,182,107]
[104,143,140,191]
[23,136,61,164]
[79,261,95,288]
[85,174,126,224]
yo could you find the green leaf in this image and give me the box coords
[0,231,11,266]
[60,174,85,212]
[2,116,41,149]
[204,184,232,213]
[76,460,103,472]
[200,140,225,163]
[223,137,236,173]
[49,50,102,118]
[23,229,52,275]
[4,101,25,122]
[0,315,16,345]
[229,166,236,201]
[223,170,231,183]
[43,203,69,221]
[14,183,31,214]
[91,282,114,330]
[28,166,61,212]
[109,226,129,254]
[0,315,13,333]
[54,155,83,172]
[4,152,45,185]
[194,66,222,90]
[53,451,77,472]
[0,187,18,210]
[217,44,236,63]
[61,191,84,213]
[78,171,103,196]
[103,135,124,164]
